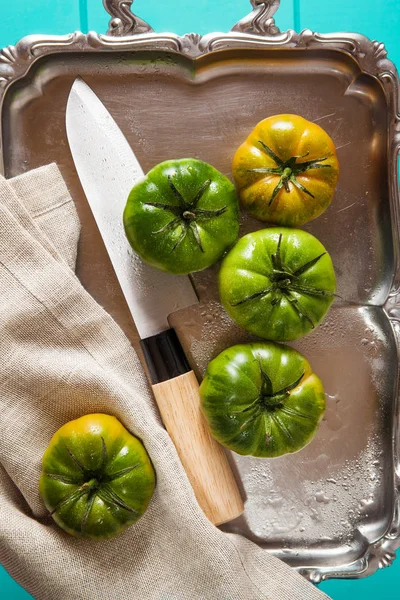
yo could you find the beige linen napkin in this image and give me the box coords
[0,164,330,600]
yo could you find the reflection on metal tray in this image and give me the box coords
[0,0,399,583]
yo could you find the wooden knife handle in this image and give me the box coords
[152,370,244,525]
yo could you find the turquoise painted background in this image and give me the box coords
[0,0,398,598]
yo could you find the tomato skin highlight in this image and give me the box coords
[218,227,336,342]
[123,158,240,275]
[232,114,339,226]
[200,342,326,458]
[40,414,156,540]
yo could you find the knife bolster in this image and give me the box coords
[141,329,191,384]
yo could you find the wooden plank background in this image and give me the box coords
[0,1,398,599]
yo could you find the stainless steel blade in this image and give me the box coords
[66,78,198,339]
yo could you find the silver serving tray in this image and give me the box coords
[0,0,399,583]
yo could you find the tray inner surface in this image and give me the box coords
[2,48,397,570]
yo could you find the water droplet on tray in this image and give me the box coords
[315,491,330,504]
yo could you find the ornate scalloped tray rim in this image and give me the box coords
[0,28,399,83]
[0,0,399,583]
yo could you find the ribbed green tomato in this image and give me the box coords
[218,227,336,341]
[123,158,239,274]
[200,342,326,458]
[40,414,155,540]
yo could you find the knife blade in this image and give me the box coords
[66,78,197,341]
[66,78,244,525]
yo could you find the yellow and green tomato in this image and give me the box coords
[232,114,339,226]
[40,414,155,540]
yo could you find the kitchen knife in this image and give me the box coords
[66,78,244,525]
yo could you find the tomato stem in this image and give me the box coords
[247,141,331,205]
[236,360,305,443]
[144,175,226,253]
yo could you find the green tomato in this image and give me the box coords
[40,414,155,540]
[219,227,336,341]
[123,158,239,275]
[200,342,326,458]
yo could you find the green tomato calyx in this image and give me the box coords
[144,175,227,253]
[231,233,337,328]
[258,360,304,410]
[234,357,309,447]
[46,437,140,534]
[247,140,331,206]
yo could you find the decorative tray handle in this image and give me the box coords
[103,0,154,36]
[102,0,281,37]
[231,0,280,35]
